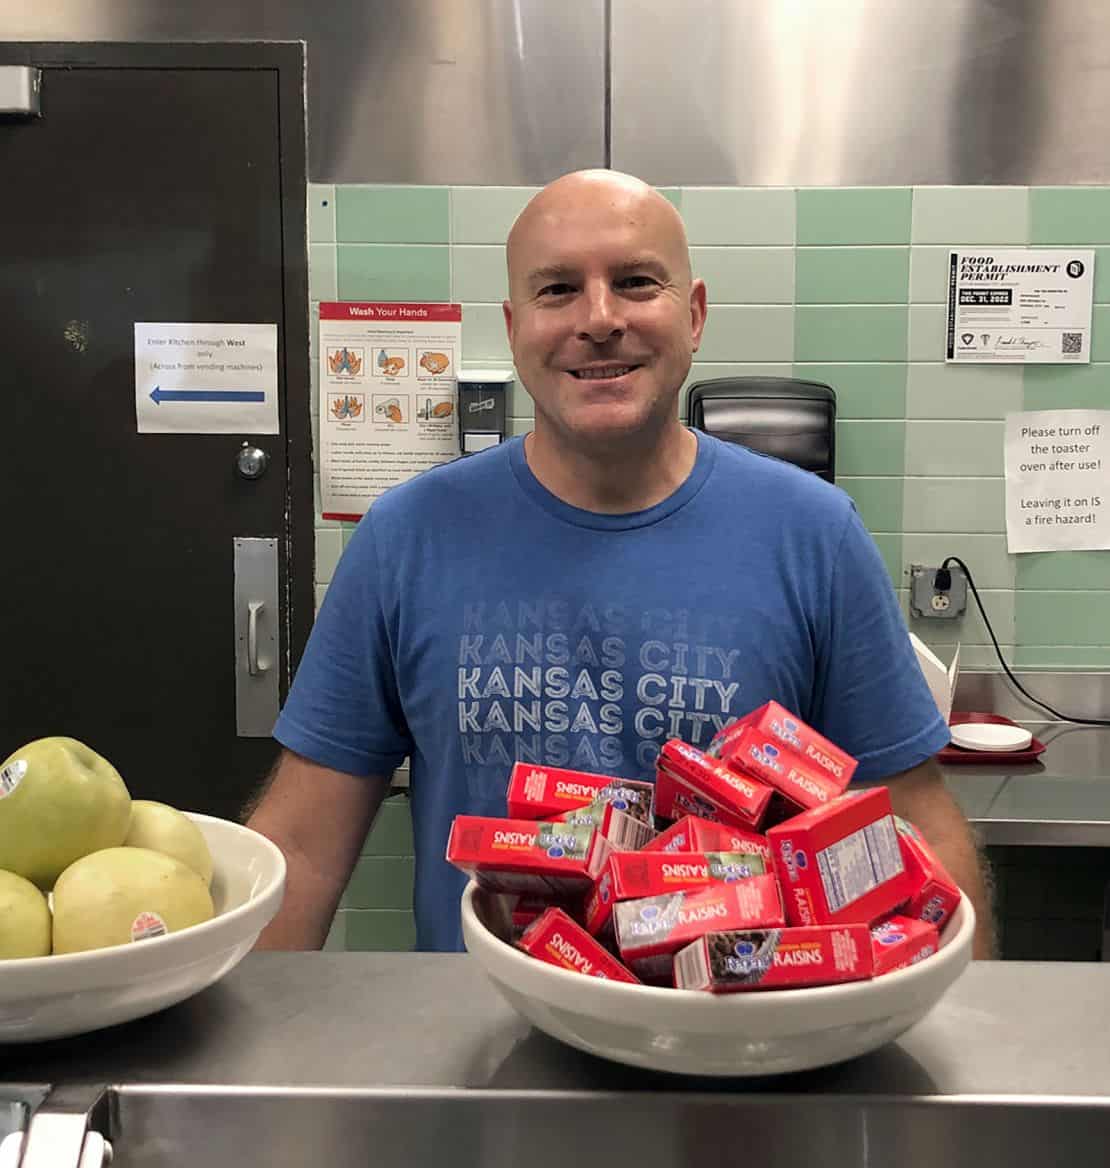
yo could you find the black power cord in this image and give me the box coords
[937,555,1110,726]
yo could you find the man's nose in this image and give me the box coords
[576,282,625,343]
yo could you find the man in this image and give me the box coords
[249,170,992,956]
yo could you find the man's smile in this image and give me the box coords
[567,364,643,381]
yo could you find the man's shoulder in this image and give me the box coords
[368,439,517,523]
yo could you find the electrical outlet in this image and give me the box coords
[908,564,967,620]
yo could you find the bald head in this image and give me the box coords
[506,170,692,299]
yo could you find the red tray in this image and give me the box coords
[937,712,1046,766]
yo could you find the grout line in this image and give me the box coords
[447,186,454,296]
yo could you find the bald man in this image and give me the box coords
[251,170,991,955]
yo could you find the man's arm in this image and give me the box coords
[860,757,994,959]
[245,749,392,950]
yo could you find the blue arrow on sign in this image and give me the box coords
[150,386,265,405]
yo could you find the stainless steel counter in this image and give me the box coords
[944,722,1110,846]
[4,955,1110,1166]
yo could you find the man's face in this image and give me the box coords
[503,181,706,450]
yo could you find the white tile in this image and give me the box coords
[906,363,1025,419]
[451,187,539,244]
[314,528,344,585]
[682,188,796,245]
[911,187,1029,245]
[309,183,336,243]
[314,476,340,528]
[903,477,1005,533]
[309,244,337,302]
[698,306,794,362]
[905,420,1005,476]
[461,303,512,362]
[691,247,795,303]
[451,246,507,303]
[908,305,946,362]
[909,247,951,303]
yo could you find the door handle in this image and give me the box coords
[247,600,268,676]
[235,538,279,737]
[0,66,42,117]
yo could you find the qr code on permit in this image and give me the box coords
[1063,332,1083,354]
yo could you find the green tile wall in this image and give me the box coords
[323,794,417,952]
[307,182,1110,950]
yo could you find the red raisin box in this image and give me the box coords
[894,817,962,931]
[766,788,915,927]
[870,915,940,976]
[508,893,557,939]
[447,816,610,897]
[655,739,772,830]
[558,797,655,852]
[712,702,858,786]
[717,723,850,812]
[642,815,771,864]
[674,924,871,992]
[517,908,640,984]
[613,875,785,981]
[584,849,769,938]
[506,763,654,823]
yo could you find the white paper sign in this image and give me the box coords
[1005,410,1110,552]
[135,323,279,434]
[318,302,462,518]
[945,249,1094,363]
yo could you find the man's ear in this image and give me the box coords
[689,279,708,352]
[502,299,514,347]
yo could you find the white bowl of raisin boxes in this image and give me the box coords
[0,813,286,1043]
[461,882,975,1077]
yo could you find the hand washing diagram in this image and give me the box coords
[375,349,408,378]
[318,302,461,517]
[328,346,364,377]
[373,395,407,424]
[418,350,451,376]
[417,397,454,421]
[329,393,365,421]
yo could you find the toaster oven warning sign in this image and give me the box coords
[945,249,1094,363]
[318,302,461,520]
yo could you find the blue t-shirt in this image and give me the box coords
[275,432,949,951]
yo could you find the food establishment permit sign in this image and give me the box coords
[945,249,1094,364]
[318,302,462,519]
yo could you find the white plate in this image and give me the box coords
[949,723,1033,752]
[462,882,976,1077]
[0,813,285,1043]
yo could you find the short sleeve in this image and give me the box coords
[808,505,951,781]
[273,513,413,777]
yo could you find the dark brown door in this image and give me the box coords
[0,43,312,819]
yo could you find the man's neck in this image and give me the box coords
[523,422,699,514]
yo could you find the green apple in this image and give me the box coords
[52,847,214,955]
[0,737,132,890]
[124,800,213,886]
[0,869,51,958]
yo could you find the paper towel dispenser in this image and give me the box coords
[688,376,836,483]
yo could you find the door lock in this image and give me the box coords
[236,442,269,480]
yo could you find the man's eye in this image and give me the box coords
[538,283,575,297]
[619,276,658,290]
